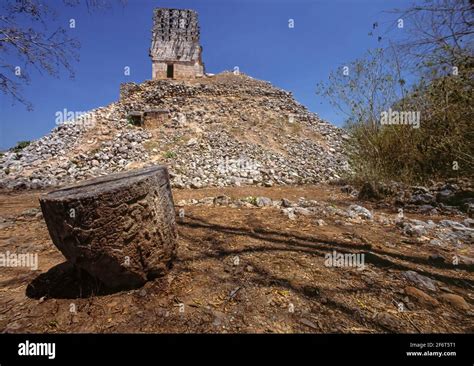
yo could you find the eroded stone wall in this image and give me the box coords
[152,61,204,79]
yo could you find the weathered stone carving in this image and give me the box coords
[39,165,178,289]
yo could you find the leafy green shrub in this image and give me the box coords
[163,151,176,159]
[243,196,258,205]
[11,140,31,153]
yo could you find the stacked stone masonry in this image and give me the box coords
[150,8,205,80]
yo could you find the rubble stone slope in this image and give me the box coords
[0,72,349,190]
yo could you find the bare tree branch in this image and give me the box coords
[0,0,126,110]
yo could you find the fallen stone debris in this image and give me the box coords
[0,73,349,190]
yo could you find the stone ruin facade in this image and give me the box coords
[127,109,170,129]
[149,8,205,80]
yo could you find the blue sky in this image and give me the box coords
[0,0,411,149]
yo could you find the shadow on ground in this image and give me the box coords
[26,262,133,299]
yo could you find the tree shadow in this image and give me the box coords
[245,258,403,333]
[178,213,474,289]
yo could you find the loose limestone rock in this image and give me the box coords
[39,165,177,289]
[0,73,350,190]
[404,286,439,308]
[439,293,470,312]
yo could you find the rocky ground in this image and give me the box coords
[0,72,348,190]
[0,71,472,334]
[0,185,472,333]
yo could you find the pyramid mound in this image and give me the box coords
[0,72,349,190]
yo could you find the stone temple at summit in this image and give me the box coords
[149,8,205,80]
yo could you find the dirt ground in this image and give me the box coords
[0,185,473,333]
